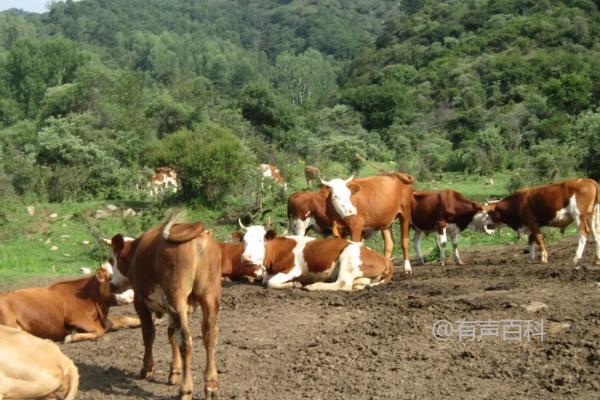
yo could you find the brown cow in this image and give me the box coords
[287,186,333,236]
[411,190,494,265]
[0,325,79,399]
[259,163,287,191]
[484,178,600,265]
[147,166,179,197]
[217,236,263,281]
[107,215,222,400]
[320,172,414,273]
[0,265,139,343]
[304,165,320,188]
[238,222,393,290]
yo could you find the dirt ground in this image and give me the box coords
[7,238,600,399]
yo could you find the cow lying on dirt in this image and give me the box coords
[238,221,393,290]
[107,214,222,400]
[215,233,263,282]
[0,324,79,399]
[0,265,139,343]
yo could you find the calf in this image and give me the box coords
[0,325,79,399]
[108,215,222,400]
[484,178,600,265]
[320,172,414,272]
[0,265,138,343]
[304,165,320,188]
[239,222,393,290]
[411,190,494,265]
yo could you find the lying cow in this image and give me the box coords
[320,172,414,273]
[108,215,222,400]
[217,234,263,281]
[484,178,600,265]
[238,221,393,290]
[0,325,79,399]
[411,189,494,265]
[0,265,139,343]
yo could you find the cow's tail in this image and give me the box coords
[391,172,414,185]
[162,210,205,243]
[63,357,79,400]
[593,179,600,234]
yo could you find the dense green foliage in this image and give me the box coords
[1,0,599,212]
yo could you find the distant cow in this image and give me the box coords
[0,265,139,343]
[484,178,600,265]
[108,215,222,400]
[320,172,414,273]
[411,190,495,265]
[304,165,320,188]
[238,222,392,290]
[259,163,287,191]
[147,167,179,197]
[0,325,79,399]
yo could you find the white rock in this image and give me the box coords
[80,267,92,274]
[49,213,58,219]
[50,246,58,251]
[26,206,35,216]
[82,240,90,245]
[522,301,548,313]
[123,208,137,217]
[95,209,109,219]
[106,204,118,211]
[44,238,51,244]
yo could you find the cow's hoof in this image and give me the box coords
[140,367,154,381]
[169,369,182,385]
[404,268,413,274]
[205,382,219,400]
[179,390,193,400]
[440,261,446,266]
[64,334,73,344]
[205,389,219,400]
[457,261,465,266]
[595,259,600,266]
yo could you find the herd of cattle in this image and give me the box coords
[1,164,599,399]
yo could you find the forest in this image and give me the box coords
[1,0,599,211]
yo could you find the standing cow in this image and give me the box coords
[108,215,222,400]
[304,165,320,188]
[0,325,79,400]
[287,186,333,236]
[320,172,414,273]
[411,190,494,265]
[484,178,600,265]
[238,222,392,290]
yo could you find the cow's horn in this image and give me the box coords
[344,174,354,183]
[320,177,329,186]
[238,218,248,231]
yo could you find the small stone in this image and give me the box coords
[50,246,58,251]
[80,267,91,274]
[95,210,109,219]
[106,204,118,211]
[26,206,35,216]
[44,238,51,244]
[49,213,58,219]
[123,208,137,217]
[82,240,90,245]
[522,301,548,313]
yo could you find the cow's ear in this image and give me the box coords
[264,229,277,241]
[347,183,360,195]
[95,268,107,283]
[231,231,243,242]
[318,185,330,198]
[111,234,125,254]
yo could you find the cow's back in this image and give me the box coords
[302,237,351,273]
[351,174,413,222]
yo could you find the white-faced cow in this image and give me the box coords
[107,215,222,400]
[484,178,600,265]
[259,163,287,191]
[216,233,263,282]
[0,325,79,400]
[0,265,139,343]
[238,222,392,290]
[320,172,414,273]
[304,165,320,188]
[411,190,494,265]
[147,167,179,197]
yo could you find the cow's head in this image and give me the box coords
[320,175,358,217]
[469,209,496,235]
[238,219,277,267]
[95,263,135,306]
[103,234,136,293]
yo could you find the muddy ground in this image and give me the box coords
[7,238,600,399]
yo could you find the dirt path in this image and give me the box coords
[13,239,600,399]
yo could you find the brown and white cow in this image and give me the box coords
[107,215,222,400]
[484,178,600,265]
[0,325,79,400]
[287,186,333,236]
[0,265,139,343]
[238,222,393,290]
[411,190,494,265]
[217,234,263,282]
[304,165,320,188]
[259,163,287,191]
[320,172,414,273]
[147,167,179,197]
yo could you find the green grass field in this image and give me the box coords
[0,169,578,282]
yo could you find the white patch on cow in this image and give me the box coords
[241,226,268,265]
[262,235,315,289]
[146,286,171,314]
[404,259,412,273]
[303,242,363,291]
[549,195,577,229]
[289,216,316,236]
[438,227,448,245]
[101,261,113,275]
[259,164,272,178]
[109,250,129,292]
[115,289,134,305]
[325,178,357,218]
[436,230,447,265]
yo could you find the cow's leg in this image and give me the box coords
[264,270,302,289]
[64,331,105,343]
[399,216,412,273]
[167,315,183,386]
[527,234,538,262]
[413,229,425,265]
[573,212,587,266]
[174,302,195,400]
[382,228,394,259]
[592,206,600,265]
[134,299,156,380]
[107,316,141,330]
[200,292,220,400]
[436,222,448,266]
[450,229,464,265]
[64,318,106,343]
[528,226,548,263]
